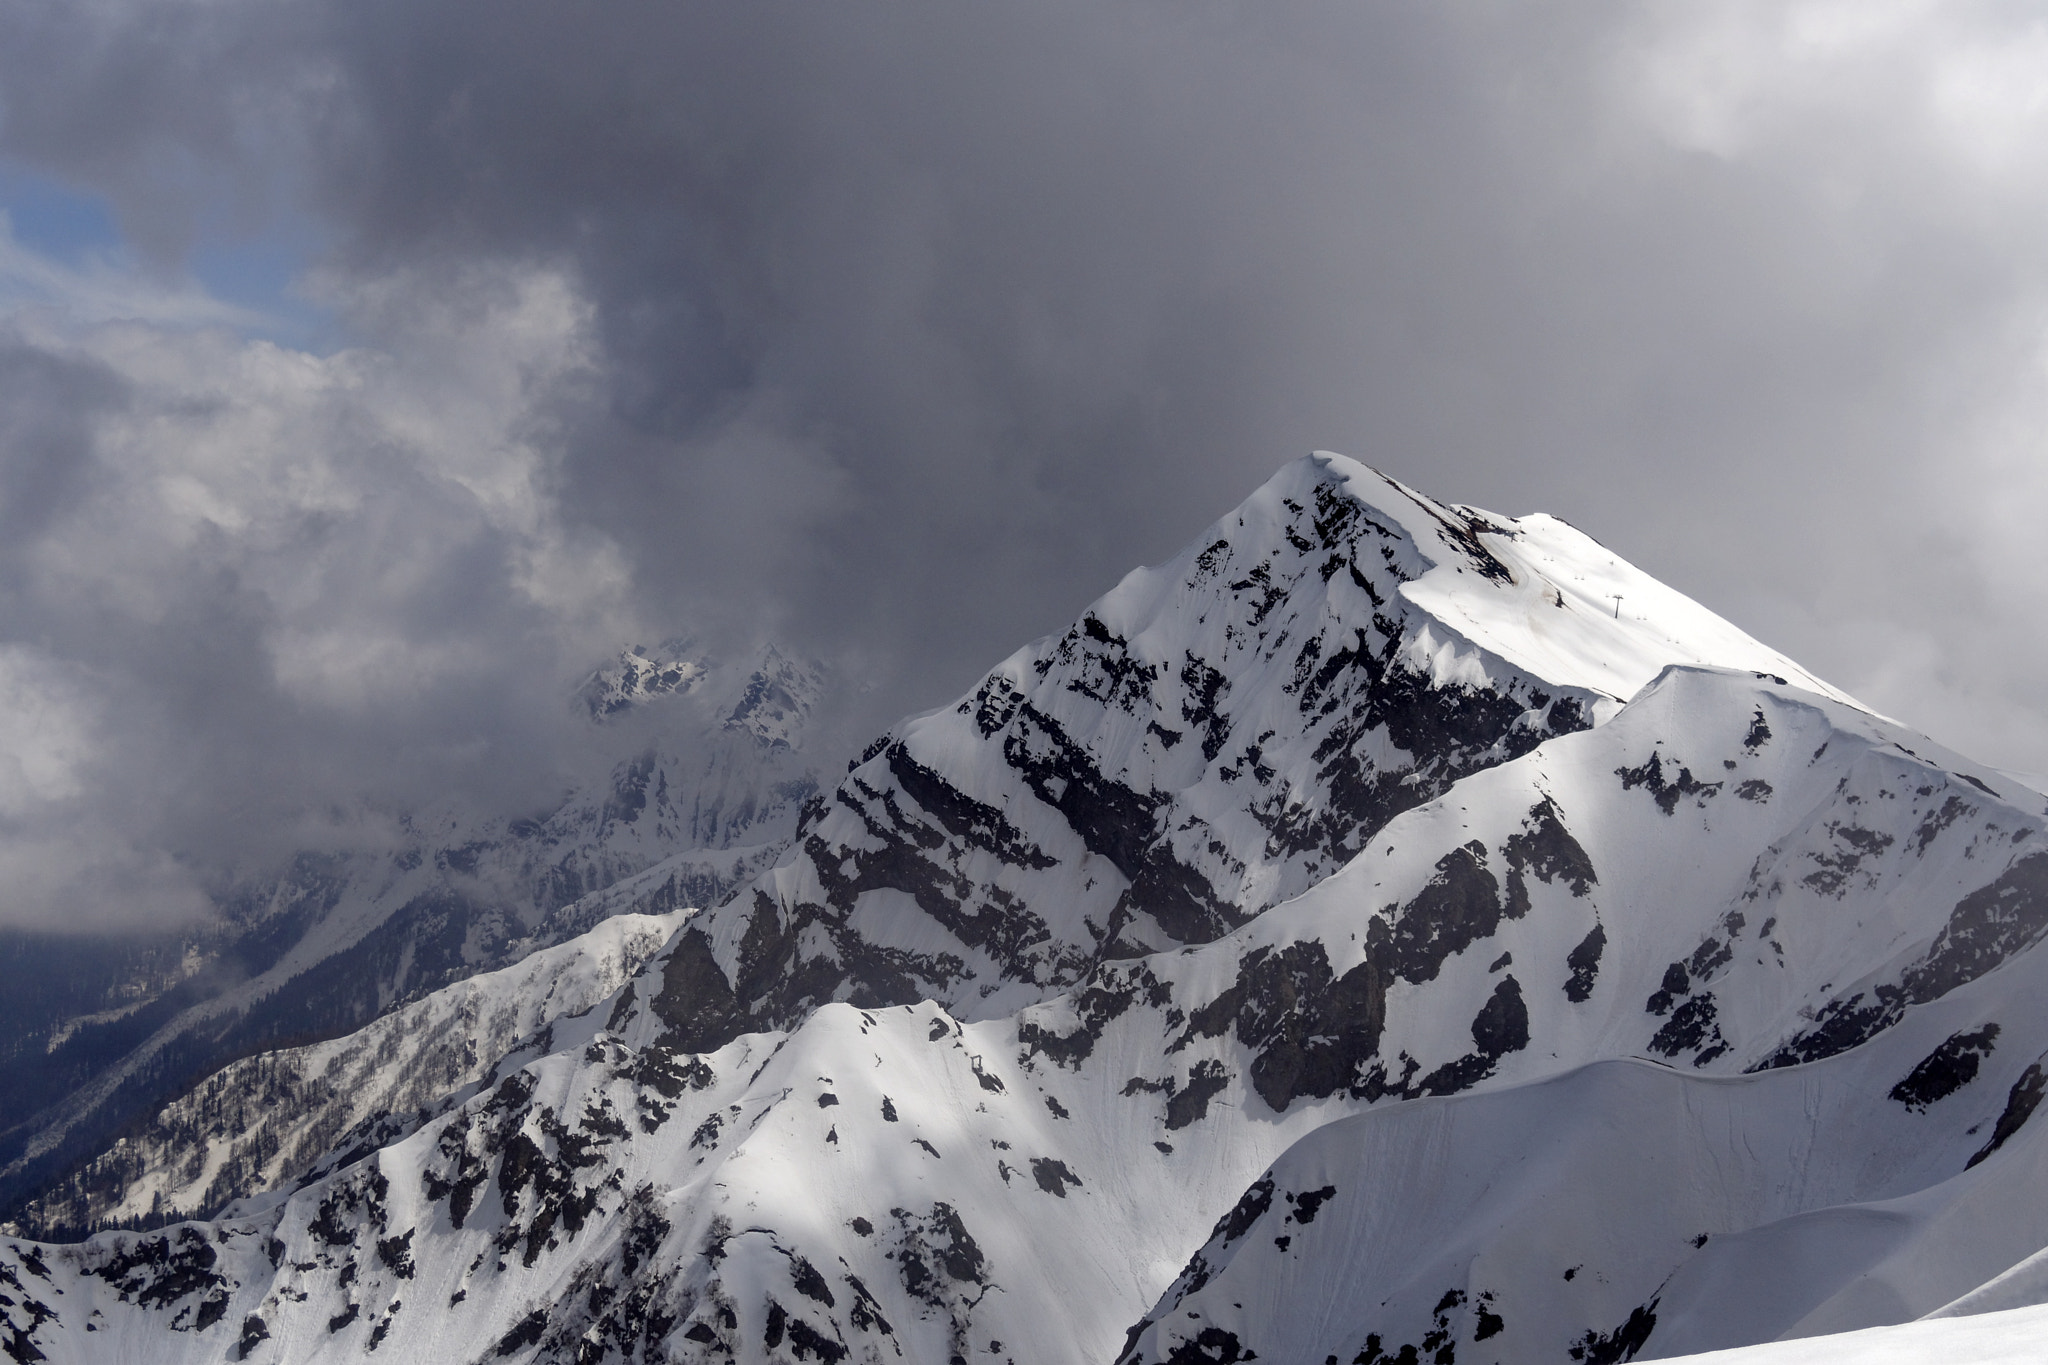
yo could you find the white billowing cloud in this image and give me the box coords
[0,645,94,817]
[0,644,216,929]
[9,1,2048,929]
[1588,0,2048,770]
[0,243,639,929]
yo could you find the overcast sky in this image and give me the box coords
[2,1,2047,930]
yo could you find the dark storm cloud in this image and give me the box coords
[3,2,2048,923]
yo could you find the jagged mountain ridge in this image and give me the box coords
[639,453,1849,1050]
[10,454,2044,1363]
[0,644,840,1239]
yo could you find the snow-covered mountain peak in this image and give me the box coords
[580,638,709,719]
[607,454,1892,1062]
[719,645,824,752]
[583,638,826,753]
[1305,452,1861,715]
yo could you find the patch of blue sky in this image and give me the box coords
[0,161,338,349]
[0,165,125,261]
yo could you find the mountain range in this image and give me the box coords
[0,641,843,1241]
[5,453,2047,1364]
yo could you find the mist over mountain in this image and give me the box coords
[0,638,856,1242]
[8,5,2048,942]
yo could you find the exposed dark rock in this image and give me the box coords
[1031,1158,1083,1197]
[1762,853,2048,1068]
[1187,942,1378,1113]
[780,1311,850,1362]
[494,1309,547,1356]
[646,928,743,1055]
[1891,1025,2001,1111]
[1802,824,1897,898]
[1019,967,1164,1068]
[1286,1185,1337,1225]
[1187,835,1540,1112]
[1646,963,1689,1017]
[78,1227,230,1324]
[1161,1326,1253,1364]
[1180,655,1234,763]
[1968,1058,2048,1168]
[1469,976,1531,1061]
[1165,1062,1230,1131]
[1346,1285,1467,1365]
[791,1255,836,1307]
[1216,1177,1276,1250]
[1502,798,1598,913]
[1616,752,1721,815]
[805,773,1045,980]
[1565,925,1606,1003]
[1569,1301,1659,1364]
[1408,976,1530,1097]
[1911,796,1972,855]
[375,1230,415,1280]
[1649,994,1727,1066]
[1369,844,1507,986]
[885,744,1058,871]
[892,1201,989,1322]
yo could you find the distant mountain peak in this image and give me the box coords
[578,636,707,719]
[580,638,827,752]
[721,644,824,752]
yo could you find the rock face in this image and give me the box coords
[0,644,842,1239]
[12,452,2048,1365]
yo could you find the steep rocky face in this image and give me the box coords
[622,454,1845,1052]
[0,645,840,1238]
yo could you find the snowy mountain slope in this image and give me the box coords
[6,657,2043,1363]
[0,644,838,1239]
[630,453,1852,1054]
[1660,1305,2048,1365]
[8,905,691,1241]
[9,455,2027,1365]
[1116,982,2048,1364]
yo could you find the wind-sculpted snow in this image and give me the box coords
[614,454,1846,1055]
